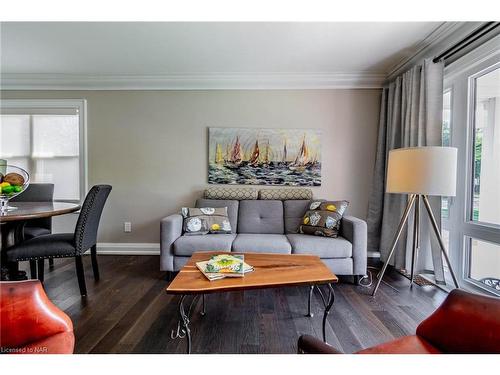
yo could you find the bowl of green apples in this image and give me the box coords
[0,165,30,212]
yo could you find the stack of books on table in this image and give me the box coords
[196,254,254,281]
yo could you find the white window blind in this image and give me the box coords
[0,102,86,201]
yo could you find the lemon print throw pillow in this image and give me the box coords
[299,200,349,237]
[181,206,232,235]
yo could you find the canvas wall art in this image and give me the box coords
[208,127,321,186]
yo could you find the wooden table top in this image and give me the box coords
[0,202,81,222]
[166,252,338,295]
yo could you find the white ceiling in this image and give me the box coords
[0,22,445,89]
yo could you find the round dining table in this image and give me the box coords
[0,202,81,280]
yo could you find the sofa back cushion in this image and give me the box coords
[195,199,239,233]
[204,187,258,200]
[238,200,284,234]
[259,188,313,200]
[284,200,311,233]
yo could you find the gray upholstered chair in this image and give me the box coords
[6,185,112,296]
[11,183,55,276]
[11,183,54,239]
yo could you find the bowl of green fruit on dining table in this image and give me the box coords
[0,165,30,212]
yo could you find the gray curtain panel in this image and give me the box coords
[367,59,446,283]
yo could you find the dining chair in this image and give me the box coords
[5,185,112,296]
[11,183,55,277]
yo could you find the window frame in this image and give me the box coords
[441,87,453,222]
[0,99,88,203]
[443,34,500,296]
[463,235,500,296]
[466,62,500,229]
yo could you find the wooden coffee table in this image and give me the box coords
[167,252,338,354]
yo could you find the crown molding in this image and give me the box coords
[0,72,386,90]
[386,22,485,81]
[444,34,500,81]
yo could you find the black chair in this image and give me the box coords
[11,183,55,277]
[6,185,112,296]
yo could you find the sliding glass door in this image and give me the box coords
[443,36,500,295]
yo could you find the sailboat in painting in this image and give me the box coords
[289,135,308,172]
[215,143,224,164]
[225,136,243,168]
[249,140,260,167]
[261,140,271,167]
[281,140,287,164]
[208,128,321,186]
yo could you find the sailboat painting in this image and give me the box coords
[208,127,321,186]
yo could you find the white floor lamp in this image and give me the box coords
[372,146,460,297]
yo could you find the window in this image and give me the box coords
[441,89,452,259]
[443,34,500,296]
[0,100,87,202]
[466,237,500,293]
[470,67,500,226]
[441,89,452,221]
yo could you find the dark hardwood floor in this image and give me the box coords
[21,255,447,354]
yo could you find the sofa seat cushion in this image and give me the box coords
[287,234,352,258]
[173,234,236,256]
[232,234,291,254]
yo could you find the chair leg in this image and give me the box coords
[75,256,87,296]
[37,259,45,282]
[48,258,55,268]
[90,244,100,281]
[30,260,37,279]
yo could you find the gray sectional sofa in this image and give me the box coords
[160,198,367,279]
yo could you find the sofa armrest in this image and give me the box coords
[297,335,343,354]
[0,280,74,352]
[340,215,367,276]
[160,214,183,272]
[416,289,500,353]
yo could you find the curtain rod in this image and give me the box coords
[433,22,499,63]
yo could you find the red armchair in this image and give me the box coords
[298,289,500,354]
[0,280,74,354]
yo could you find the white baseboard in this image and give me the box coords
[96,242,160,255]
[96,242,379,258]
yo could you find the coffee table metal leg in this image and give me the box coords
[305,284,335,343]
[321,284,335,343]
[201,294,206,316]
[181,295,192,354]
[306,285,314,317]
[170,295,192,354]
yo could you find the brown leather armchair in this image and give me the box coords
[0,280,75,354]
[298,289,500,354]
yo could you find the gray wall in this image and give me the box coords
[2,90,381,244]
